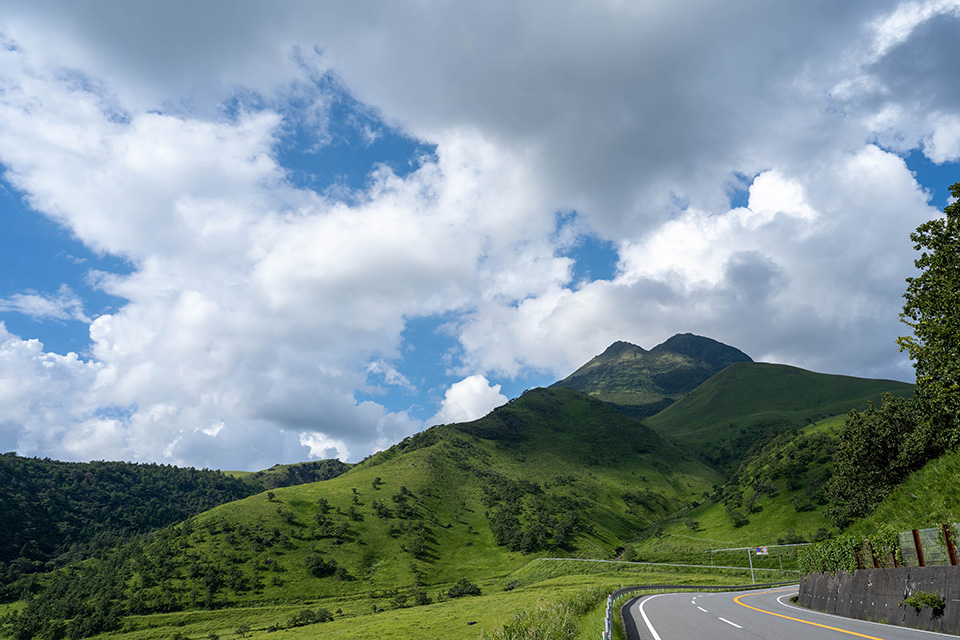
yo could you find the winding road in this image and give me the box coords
[622,586,954,640]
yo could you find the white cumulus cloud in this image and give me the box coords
[428,375,509,426]
[0,0,956,469]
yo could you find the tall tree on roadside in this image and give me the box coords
[898,182,960,456]
[827,182,959,528]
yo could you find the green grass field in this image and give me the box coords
[76,561,788,640]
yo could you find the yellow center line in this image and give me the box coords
[734,588,887,640]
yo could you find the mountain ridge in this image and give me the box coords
[646,361,915,468]
[551,333,752,418]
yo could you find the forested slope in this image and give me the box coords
[0,454,256,589]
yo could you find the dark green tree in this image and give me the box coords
[898,182,960,452]
[825,394,919,528]
[305,555,338,578]
[445,578,481,598]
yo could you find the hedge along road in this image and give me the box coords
[622,585,957,640]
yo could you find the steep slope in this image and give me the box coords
[551,334,752,418]
[635,418,844,563]
[645,362,915,469]
[826,446,960,546]
[4,388,720,639]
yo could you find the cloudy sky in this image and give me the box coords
[1,1,958,470]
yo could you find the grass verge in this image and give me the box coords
[75,562,778,640]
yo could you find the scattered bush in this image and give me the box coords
[305,555,339,578]
[287,607,334,628]
[446,578,482,598]
[412,586,432,606]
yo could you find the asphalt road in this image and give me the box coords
[622,586,956,640]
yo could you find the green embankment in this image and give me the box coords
[797,447,960,573]
[836,447,960,544]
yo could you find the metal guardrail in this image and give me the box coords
[533,556,800,574]
[600,581,797,640]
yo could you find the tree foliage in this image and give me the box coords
[826,183,960,530]
[826,394,920,528]
[898,182,960,451]
[0,453,257,588]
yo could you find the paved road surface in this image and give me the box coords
[622,585,956,640]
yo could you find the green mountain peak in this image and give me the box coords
[551,333,752,418]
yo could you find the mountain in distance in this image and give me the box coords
[645,361,915,469]
[551,333,753,419]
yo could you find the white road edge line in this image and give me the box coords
[638,593,667,640]
[719,617,743,628]
[775,594,959,638]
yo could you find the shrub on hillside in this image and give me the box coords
[446,578,482,598]
[305,555,338,578]
[287,607,333,627]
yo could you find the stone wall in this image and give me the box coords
[799,566,960,634]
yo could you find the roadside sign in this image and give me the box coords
[756,546,769,555]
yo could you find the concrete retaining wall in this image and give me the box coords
[799,566,960,634]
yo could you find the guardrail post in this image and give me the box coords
[912,529,926,567]
[867,540,879,568]
[944,524,958,566]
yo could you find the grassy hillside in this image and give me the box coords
[796,446,960,574]
[813,446,960,569]
[2,387,721,640]
[645,362,914,469]
[849,447,960,536]
[552,334,752,419]
[633,419,845,568]
[2,342,924,640]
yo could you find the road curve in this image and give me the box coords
[621,585,956,640]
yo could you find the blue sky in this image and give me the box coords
[0,1,958,470]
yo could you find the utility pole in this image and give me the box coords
[747,548,755,585]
